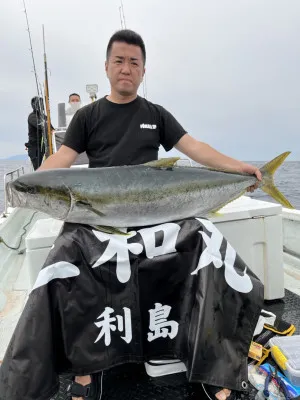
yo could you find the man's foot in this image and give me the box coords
[214,389,231,400]
[73,376,91,400]
[202,383,240,400]
[215,389,231,400]
[67,374,102,399]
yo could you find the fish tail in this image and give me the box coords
[260,151,294,209]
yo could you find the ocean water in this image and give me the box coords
[0,159,32,212]
[0,159,299,213]
[245,160,300,210]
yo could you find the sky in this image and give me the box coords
[0,0,300,160]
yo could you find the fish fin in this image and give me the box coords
[208,191,246,215]
[260,152,294,209]
[65,184,105,217]
[91,225,129,236]
[76,200,105,217]
[209,211,223,217]
[144,157,180,168]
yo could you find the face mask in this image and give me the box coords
[70,101,81,112]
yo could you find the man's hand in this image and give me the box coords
[175,135,262,193]
[239,163,262,193]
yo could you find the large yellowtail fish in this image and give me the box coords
[6,152,293,230]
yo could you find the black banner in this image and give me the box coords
[0,217,263,400]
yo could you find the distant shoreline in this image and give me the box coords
[0,155,28,161]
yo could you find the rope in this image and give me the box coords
[0,211,38,252]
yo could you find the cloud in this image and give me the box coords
[0,0,300,160]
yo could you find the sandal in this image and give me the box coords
[67,373,102,399]
[201,383,243,400]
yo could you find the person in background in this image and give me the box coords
[66,93,82,126]
[69,93,81,103]
[53,92,88,165]
[25,96,48,170]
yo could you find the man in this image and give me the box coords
[55,92,89,165]
[25,96,47,170]
[69,93,81,103]
[65,93,82,126]
[39,30,260,400]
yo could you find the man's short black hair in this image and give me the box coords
[106,29,146,64]
[69,93,81,101]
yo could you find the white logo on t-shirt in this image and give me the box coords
[140,123,157,130]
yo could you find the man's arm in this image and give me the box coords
[38,145,78,170]
[175,134,261,190]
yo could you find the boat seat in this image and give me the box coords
[211,196,284,300]
[24,218,64,287]
[52,129,89,166]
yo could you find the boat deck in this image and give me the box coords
[52,289,300,400]
[0,203,299,399]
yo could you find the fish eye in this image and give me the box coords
[26,186,37,194]
[13,182,28,193]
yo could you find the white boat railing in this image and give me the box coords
[3,166,26,215]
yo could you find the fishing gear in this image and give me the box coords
[43,25,53,157]
[23,0,51,159]
[119,0,148,99]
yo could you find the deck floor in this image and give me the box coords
[52,289,300,400]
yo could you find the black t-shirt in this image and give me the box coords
[63,96,187,168]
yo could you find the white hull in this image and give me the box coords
[282,208,300,295]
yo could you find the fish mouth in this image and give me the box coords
[5,182,13,206]
[6,181,22,207]
[6,181,37,208]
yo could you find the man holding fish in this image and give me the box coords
[28,29,289,400]
[38,31,261,192]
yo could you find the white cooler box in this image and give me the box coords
[210,196,284,300]
[24,196,284,300]
[25,218,64,287]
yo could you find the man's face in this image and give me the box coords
[69,95,81,103]
[105,42,145,96]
